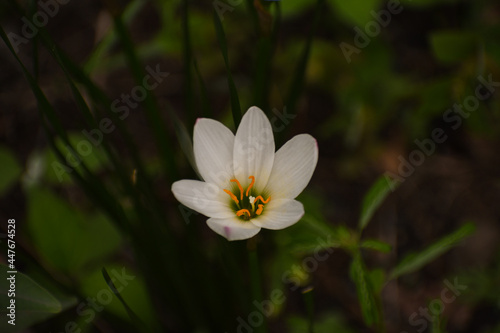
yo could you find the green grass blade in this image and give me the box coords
[390,222,476,280]
[284,0,324,123]
[168,107,200,179]
[0,26,67,142]
[1,26,132,232]
[251,1,281,111]
[193,58,212,117]
[34,31,172,235]
[212,8,242,127]
[245,0,260,37]
[182,0,195,124]
[37,30,160,227]
[48,40,149,179]
[112,12,178,180]
[102,268,146,331]
[253,36,272,111]
[84,0,146,73]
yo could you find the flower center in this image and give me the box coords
[223,176,271,221]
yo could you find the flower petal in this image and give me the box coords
[251,199,304,230]
[171,180,233,218]
[206,217,261,241]
[265,134,318,199]
[233,106,275,190]
[194,118,234,188]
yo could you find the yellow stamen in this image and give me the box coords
[236,209,251,217]
[224,189,239,204]
[231,179,244,200]
[254,195,271,204]
[256,204,264,215]
[246,176,255,196]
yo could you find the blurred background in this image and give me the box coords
[1,0,500,332]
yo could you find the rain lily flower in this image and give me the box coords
[171,106,318,241]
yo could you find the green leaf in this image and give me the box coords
[430,30,477,64]
[358,175,399,231]
[361,239,392,253]
[27,187,122,274]
[0,266,76,332]
[0,147,21,195]
[390,222,476,280]
[349,253,381,327]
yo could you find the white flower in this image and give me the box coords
[171,106,318,241]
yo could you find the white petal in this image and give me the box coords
[171,180,233,218]
[251,199,304,230]
[207,217,261,241]
[265,134,318,199]
[194,118,235,188]
[233,106,275,191]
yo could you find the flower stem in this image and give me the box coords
[302,286,315,333]
[247,237,268,333]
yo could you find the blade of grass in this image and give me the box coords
[282,0,324,138]
[3,10,203,329]
[182,0,195,124]
[39,29,155,218]
[28,0,39,81]
[245,0,260,37]
[1,24,132,234]
[111,11,178,181]
[212,8,242,127]
[253,36,272,111]
[110,13,213,328]
[102,268,146,332]
[37,31,176,246]
[193,58,213,118]
[167,106,200,179]
[250,1,281,111]
[47,39,150,181]
[84,0,146,73]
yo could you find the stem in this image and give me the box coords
[247,237,267,333]
[302,287,315,333]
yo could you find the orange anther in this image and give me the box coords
[246,176,255,196]
[236,209,251,217]
[230,179,244,200]
[224,189,239,204]
[254,195,271,204]
[256,204,264,215]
